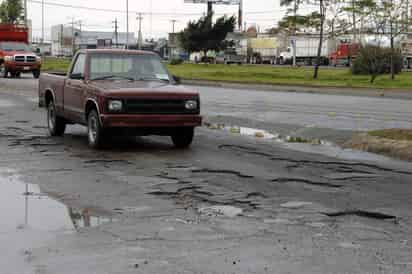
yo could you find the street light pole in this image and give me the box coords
[126,0,129,49]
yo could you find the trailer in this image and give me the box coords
[249,37,278,64]
[279,35,332,65]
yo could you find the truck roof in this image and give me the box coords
[78,49,157,56]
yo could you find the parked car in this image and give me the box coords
[0,24,42,78]
[38,49,202,149]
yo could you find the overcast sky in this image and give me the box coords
[24,0,289,41]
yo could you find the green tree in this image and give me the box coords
[0,0,24,24]
[179,13,236,57]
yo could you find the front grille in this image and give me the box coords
[14,55,25,62]
[124,99,199,115]
[13,55,36,63]
[26,56,36,63]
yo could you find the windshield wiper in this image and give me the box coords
[137,76,170,83]
[91,75,134,81]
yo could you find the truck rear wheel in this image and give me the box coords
[47,100,66,136]
[171,127,194,148]
[87,110,105,149]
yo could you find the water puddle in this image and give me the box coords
[0,99,17,108]
[0,169,114,233]
[205,122,331,145]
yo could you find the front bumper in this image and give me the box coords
[100,114,202,128]
[4,61,41,72]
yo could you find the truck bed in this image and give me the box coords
[38,72,67,108]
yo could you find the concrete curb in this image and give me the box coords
[181,79,412,100]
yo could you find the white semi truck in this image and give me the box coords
[279,35,333,65]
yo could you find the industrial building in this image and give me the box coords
[50,25,136,56]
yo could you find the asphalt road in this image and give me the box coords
[0,76,412,274]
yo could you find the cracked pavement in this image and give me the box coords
[0,77,412,274]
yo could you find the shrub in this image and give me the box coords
[352,45,403,83]
[170,58,183,65]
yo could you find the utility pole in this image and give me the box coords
[238,0,243,31]
[41,0,44,45]
[137,13,144,50]
[69,18,81,56]
[60,24,63,56]
[170,19,177,33]
[113,18,119,48]
[292,0,298,67]
[150,0,153,39]
[126,0,129,49]
[24,0,28,25]
[71,18,75,56]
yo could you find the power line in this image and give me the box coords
[28,0,292,16]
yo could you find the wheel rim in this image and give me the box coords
[48,104,56,131]
[88,116,98,144]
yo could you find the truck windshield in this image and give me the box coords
[89,54,170,82]
[0,42,31,52]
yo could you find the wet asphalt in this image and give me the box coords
[0,76,411,274]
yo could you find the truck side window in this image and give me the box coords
[71,54,86,78]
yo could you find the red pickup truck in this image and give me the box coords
[38,49,202,149]
[0,24,42,78]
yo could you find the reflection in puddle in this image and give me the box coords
[0,169,114,233]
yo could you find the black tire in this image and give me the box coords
[0,63,7,78]
[87,109,105,149]
[33,69,40,79]
[171,127,194,148]
[47,100,66,136]
[10,71,16,78]
[15,72,21,78]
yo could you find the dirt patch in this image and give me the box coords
[344,133,412,161]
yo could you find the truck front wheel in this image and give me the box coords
[171,127,194,148]
[1,64,8,78]
[47,100,66,136]
[33,69,40,79]
[87,110,105,149]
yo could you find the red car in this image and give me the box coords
[38,49,202,149]
[0,24,42,78]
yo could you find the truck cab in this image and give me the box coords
[0,24,42,78]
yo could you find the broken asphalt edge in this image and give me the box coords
[181,79,412,100]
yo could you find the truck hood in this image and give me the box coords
[89,80,199,98]
[1,50,36,56]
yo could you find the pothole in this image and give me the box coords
[323,210,397,220]
[0,169,115,233]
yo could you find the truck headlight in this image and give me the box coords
[4,56,13,62]
[108,100,123,112]
[185,100,198,110]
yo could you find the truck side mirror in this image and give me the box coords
[70,73,84,80]
[172,75,181,85]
